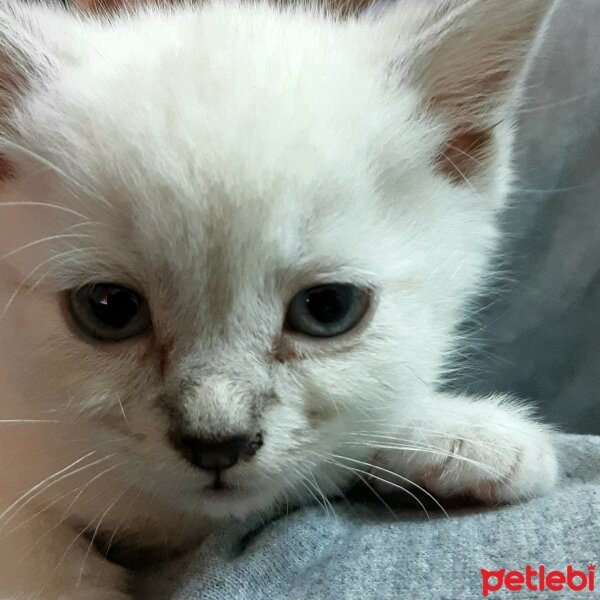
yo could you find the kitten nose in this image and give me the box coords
[176,433,263,472]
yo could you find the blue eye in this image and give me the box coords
[69,284,151,342]
[285,284,370,338]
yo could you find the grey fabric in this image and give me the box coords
[138,433,600,599]
[452,0,600,435]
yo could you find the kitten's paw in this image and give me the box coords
[371,398,559,505]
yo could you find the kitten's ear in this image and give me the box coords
[0,5,79,178]
[374,0,552,180]
[0,9,50,120]
[70,0,133,14]
[0,4,76,121]
[69,0,175,14]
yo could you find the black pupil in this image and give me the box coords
[89,287,140,329]
[305,287,350,324]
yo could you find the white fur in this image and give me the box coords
[0,0,556,597]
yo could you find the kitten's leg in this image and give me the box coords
[372,393,558,503]
[0,503,130,599]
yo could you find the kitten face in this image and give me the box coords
[0,1,546,520]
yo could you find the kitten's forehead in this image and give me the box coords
[12,3,419,334]
[119,171,384,345]
[59,5,388,172]
[33,7,403,274]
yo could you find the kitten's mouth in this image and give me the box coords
[204,472,238,493]
[210,472,228,490]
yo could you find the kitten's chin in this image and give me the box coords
[196,486,278,520]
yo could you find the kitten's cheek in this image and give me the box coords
[0,287,62,355]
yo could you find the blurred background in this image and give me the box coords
[451,0,600,435]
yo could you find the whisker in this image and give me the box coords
[341,441,504,481]
[36,487,129,599]
[328,453,449,518]
[444,143,484,167]
[0,201,89,221]
[314,471,356,515]
[320,456,436,520]
[512,180,600,194]
[9,460,127,544]
[75,487,130,589]
[516,88,600,114]
[0,419,60,424]
[0,248,86,321]
[115,393,130,428]
[307,471,337,520]
[0,139,114,211]
[294,471,331,517]
[25,247,102,296]
[0,452,117,532]
[0,451,97,525]
[347,430,519,455]
[96,486,144,565]
[0,232,93,262]
[353,416,556,442]
[352,470,400,521]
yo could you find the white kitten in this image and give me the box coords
[0,0,557,597]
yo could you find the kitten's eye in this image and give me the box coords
[285,284,370,338]
[69,284,151,342]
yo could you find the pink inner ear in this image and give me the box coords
[435,128,493,184]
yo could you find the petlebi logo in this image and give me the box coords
[480,564,596,597]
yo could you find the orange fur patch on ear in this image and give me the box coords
[71,0,123,13]
[0,155,15,182]
[73,0,379,14]
[435,128,493,184]
[321,0,374,16]
[70,0,176,14]
[72,0,376,18]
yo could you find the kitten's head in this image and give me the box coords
[0,0,549,519]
